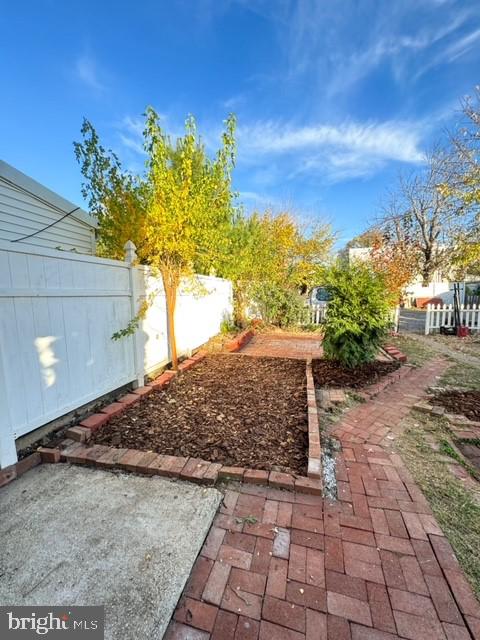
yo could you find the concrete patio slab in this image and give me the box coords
[0,464,221,639]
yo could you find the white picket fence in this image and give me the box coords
[0,239,233,468]
[425,303,480,335]
[308,304,327,324]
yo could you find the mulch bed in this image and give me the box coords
[92,354,308,474]
[433,390,480,422]
[311,358,400,389]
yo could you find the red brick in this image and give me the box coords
[235,616,260,640]
[149,454,188,477]
[218,545,252,570]
[306,609,326,640]
[0,465,17,487]
[100,402,126,417]
[61,442,90,464]
[384,510,408,539]
[117,449,146,471]
[295,477,322,495]
[290,529,324,551]
[221,586,262,620]
[79,413,109,431]
[327,614,352,640]
[444,569,480,618]
[277,502,293,527]
[341,527,375,547]
[442,623,471,640]
[95,447,128,469]
[250,536,273,575]
[235,493,266,519]
[286,580,327,612]
[269,471,295,490]
[262,595,306,632]
[388,587,437,618]
[399,555,428,596]
[401,511,428,540]
[425,574,463,624]
[345,557,385,585]
[243,522,275,539]
[178,358,196,372]
[15,452,41,477]
[65,426,91,442]
[326,570,367,602]
[131,385,152,397]
[229,567,266,596]
[288,543,307,582]
[411,539,442,577]
[84,444,111,465]
[306,548,325,588]
[266,557,288,599]
[180,458,211,482]
[374,534,413,555]
[202,527,226,560]
[379,550,406,590]
[164,621,209,640]
[219,466,245,481]
[324,536,344,573]
[135,451,159,474]
[465,616,480,640]
[344,542,380,566]
[214,513,243,532]
[259,621,304,640]
[366,582,395,634]
[117,393,140,406]
[350,624,396,639]
[339,515,373,532]
[393,610,446,640]
[327,591,372,627]
[174,597,218,632]
[38,447,61,463]
[292,513,324,534]
[212,610,237,640]
[185,555,214,599]
[262,499,278,524]
[244,469,269,484]
[203,560,231,605]
[225,532,256,554]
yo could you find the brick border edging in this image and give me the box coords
[32,342,321,496]
[383,343,407,363]
[0,452,42,489]
[414,401,480,437]
[306,359,322,479]
[225,329,255,353]
[355,362,412,401]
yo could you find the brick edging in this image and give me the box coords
[383,343,407,363]
[0,452,42,489]
[306,359,322,480]
[414,401,480,438]
[32,343,321,496]
[225,329,255,353]
[355,362,412,401]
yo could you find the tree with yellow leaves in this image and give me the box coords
[75,108,236,368]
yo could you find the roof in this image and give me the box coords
[0,160,97,229]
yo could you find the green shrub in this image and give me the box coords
[252,282,307,328]
[321,262,395,367]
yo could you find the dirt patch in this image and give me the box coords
[433,390,480,422]
[311,359,400,389]
[92,354,308,474]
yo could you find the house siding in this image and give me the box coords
[0,178,95,254]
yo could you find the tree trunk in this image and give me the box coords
[163,272,179,370]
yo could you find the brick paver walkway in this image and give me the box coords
[239,333,323,359]
[166,357,480,640]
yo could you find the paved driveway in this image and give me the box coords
[0,464,221,639]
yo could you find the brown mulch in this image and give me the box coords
[92,354,308,474]
[433,390,480,422]
[311,358,401,389]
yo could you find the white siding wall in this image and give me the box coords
[0,240,233,468]
[0,178,95,254]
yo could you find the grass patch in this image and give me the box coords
[397,412,480,598]
[389,335,435,366]
[440,362,480,390]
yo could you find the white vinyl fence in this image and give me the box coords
[307,304,327,325]
[425,303,480,335]
[0,239,233,468]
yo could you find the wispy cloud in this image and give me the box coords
[75,53,105,92]
[237,118,425,183]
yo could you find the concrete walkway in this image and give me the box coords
[239,332,323,359]
[167,356,480,639]
[0,465,221,640]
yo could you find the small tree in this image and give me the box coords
[75,108,236,368]
[321,262,395,368]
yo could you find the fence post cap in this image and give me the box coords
[124,240,137,263]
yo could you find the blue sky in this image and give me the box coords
[1,0,479,244]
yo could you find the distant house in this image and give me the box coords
[348,247,467,306]
[0,160,97,254]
